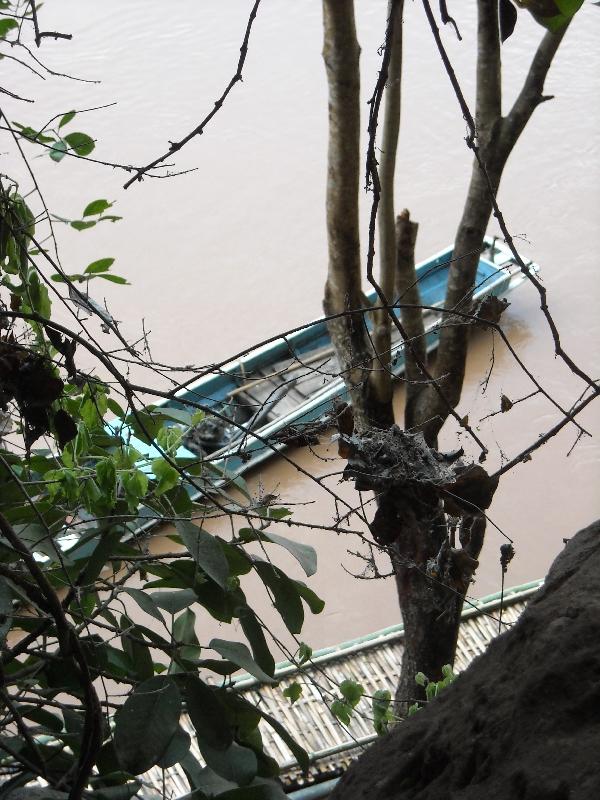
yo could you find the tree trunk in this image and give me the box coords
[393,511,485,712]
[322,0,571,709]
[413,6,568,446]
[394,5,569,699]
[371,0,404,428]
[322,0,374,433]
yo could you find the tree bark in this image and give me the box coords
[395,210,425,430]
[371,0,404,427]
[322,0,374,433]
[393,512,485,712]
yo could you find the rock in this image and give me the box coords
[331,520,600,800]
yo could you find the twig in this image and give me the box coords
[123,0,262,189]
[29,0,72,47]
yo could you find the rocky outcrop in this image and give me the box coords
[332,520,600,800]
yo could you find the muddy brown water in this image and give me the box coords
[2,2,599,653]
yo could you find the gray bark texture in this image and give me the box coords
[331,519,600,800]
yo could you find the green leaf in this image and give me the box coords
[107,398,126,418]
[200,741,257,786]
[97,273,129,284]
[63,131,95,156]
[293,580,325,615]
[92,784,142,800]
[254,561,304,635]
[114,676,181,775]
[340,679,363,707]
[20,706,63,734]
[71,220,96,231]
[414,672,428,687]
[176,520,230,589]
[123,587,165,623]
[156,726,191,769]
[95,458,116,498]
[49,139,68,162]
[83,199,112,217]
[330,699,352,726]
[150,588,197,615]
[283,682,303,705]
[238,606,275,678]
[239,528,317,577]
[209,638,277,684]
[520,0,583,31]
[257,709,309,774]
[152,457,180,495]
[298,642,312,665]
[121,468,149,508]
[58,110,76,129]
[85,257,115,274]
[184,676,232,751]
[173,608,199,645]
[121,618,154,681]
[0,18,18,38]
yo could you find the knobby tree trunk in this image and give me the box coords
[322,0,570,710]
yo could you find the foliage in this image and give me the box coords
[513,0,584,32]
[0,4,324,798]
[407,665,456,717]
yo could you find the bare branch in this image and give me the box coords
[123,0,262,189]
[439,0,462,40]
[29,0,72,47]
[501,25,568,147]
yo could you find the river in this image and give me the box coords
[3,1,599,649]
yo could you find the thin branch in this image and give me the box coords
[501,26,567,149]
[493,387,599,478]
[439,0,462,40]
[123,0,262,189]
[421,1,597,398]
[0,85,33,102]
[29,0,72,47]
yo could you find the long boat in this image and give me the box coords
[124,236,536,487]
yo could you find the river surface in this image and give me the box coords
[3,1,599,649]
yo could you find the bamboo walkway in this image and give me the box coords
[141,580,541,797]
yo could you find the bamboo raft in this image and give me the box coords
[141,580,541,798]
